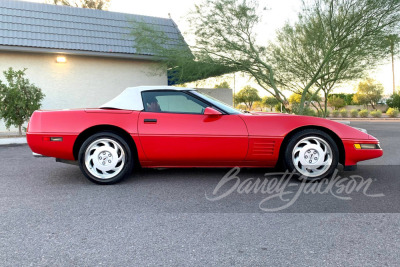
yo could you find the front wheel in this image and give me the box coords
[283,129,339,181]
[78,132,133,184]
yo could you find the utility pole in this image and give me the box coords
[233,72,236,106]
[391,41,396,95]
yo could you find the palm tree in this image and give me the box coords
[385,35,400,94]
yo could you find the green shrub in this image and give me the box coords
[386,94,400,109]
[350,109,358,118]
[329,93,355,105]
[325,110,330,117]
[328,96,346,110]
[305,109,317,117]
[358,109,369,118]
[0,68,45,135]
[370,110,382,118]
[289,104,315,116]
[332,110,340,117]
[386,108,399,118]
[317,110,330,117]
[339,108,348,117]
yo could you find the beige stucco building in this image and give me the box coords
[0,0,179,132]
[0,52,166,111]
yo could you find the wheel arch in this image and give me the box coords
[73,125,140,167]
[278,125,345,166]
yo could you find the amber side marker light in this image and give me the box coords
[354,144,381,149]
[43,137,63,142]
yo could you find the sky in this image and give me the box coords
[25,0,398,96]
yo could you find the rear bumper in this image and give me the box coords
[32,152,47,157]
[27,132,77,160]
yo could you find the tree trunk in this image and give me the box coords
[370,102,376,110]
[324,94,329,118]
[18,125,22,136]
[299,96,306,114]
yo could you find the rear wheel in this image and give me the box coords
[283,129,339,181]
[78,132,133,184]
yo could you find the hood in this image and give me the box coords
[239,112,371,140]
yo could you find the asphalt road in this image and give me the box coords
[1,121,399,266]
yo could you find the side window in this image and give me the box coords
[142,91,208,114]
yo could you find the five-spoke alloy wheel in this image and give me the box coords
[78,132,133,184]
[284,129,339,181]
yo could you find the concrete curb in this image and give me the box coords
[0,137,27,145]
[329,118,400,121]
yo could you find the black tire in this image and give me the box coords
[283,129,339,181]
[78,132,133,185]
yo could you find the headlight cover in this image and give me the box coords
[354,143,381,149]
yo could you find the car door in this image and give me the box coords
[138,90,249,166]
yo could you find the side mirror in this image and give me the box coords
[204,107,222,116]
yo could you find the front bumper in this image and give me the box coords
[343,139,383,166]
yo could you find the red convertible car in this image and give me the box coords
[27,86,383,184]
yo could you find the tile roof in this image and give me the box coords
[0,0,185,58]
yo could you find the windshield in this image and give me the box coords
[190,90,242,115]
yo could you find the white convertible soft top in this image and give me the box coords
[100,86,193,110]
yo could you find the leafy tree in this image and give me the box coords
[262,96,279,111]
[387,93,400,109]
[47,0,110,9]
[328,96,346,110]
[214,81,231,88]
[188,0,291,108]
[234,85,261,110]
[0,68,45,135]
[353,78,384,109]
[130,0,289,110]
[129,17,231,86]
[130,0,400,114]
[270,0,400,115]
[252,101,264,111]
[235,103,247,111]
[288,94,303,105]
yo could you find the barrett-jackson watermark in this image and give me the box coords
[205,167,384,212]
